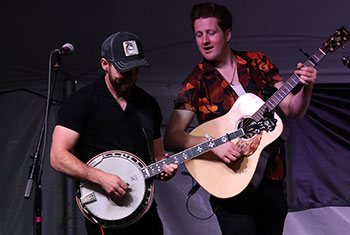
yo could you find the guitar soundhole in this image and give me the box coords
[237,117,256,139]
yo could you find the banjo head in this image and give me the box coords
[76,150,154,228]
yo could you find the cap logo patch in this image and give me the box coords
[123,40,139,57]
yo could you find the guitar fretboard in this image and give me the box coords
[141,128,246,179]
[252,48,326,121]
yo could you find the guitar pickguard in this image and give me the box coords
[237,133,262,156]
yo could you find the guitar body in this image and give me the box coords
[76,150,154,228]
[184,93,283,198]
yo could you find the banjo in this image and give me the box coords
[76,118,272,229]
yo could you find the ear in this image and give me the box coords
[225,29,232,43]
[100,58,109,72]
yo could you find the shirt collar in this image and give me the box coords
[198,49,242,75]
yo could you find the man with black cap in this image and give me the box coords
[50,32,177,235]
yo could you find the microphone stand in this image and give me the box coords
[24,51,61,235]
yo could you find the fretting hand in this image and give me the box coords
[158,153,178,181]
[295,63,317,88]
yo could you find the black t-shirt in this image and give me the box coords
[57,77,162,165]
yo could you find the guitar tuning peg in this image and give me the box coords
[343,56,350,69]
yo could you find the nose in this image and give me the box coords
[202,33,210,45]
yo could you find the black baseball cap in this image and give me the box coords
[101,32,149,73]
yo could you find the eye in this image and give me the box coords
[195,32,202,38]
[121,70,133,77]
[208,30,216,36]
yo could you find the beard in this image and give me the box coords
[107,72,134,96]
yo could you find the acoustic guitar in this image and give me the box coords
[184,26,350,199]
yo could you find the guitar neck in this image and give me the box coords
[252,48,326,121]
[142,128,246,179]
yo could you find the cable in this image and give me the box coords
[182,171,215,220]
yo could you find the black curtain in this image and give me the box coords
[285,83,350,211]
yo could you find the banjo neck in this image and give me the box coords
[142,126,254,180]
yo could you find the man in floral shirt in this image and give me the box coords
[164,2,317,235]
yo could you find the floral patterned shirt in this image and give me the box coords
[174,50,284,180]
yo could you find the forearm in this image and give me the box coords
[287,85,314,119]
[164,109,204,153]
[277,63,317,119]
[153,137,166,162]
[50,125,128,197]
[50,149,105,185]
[164,129,205,153]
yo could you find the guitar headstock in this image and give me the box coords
[321,26,350,54]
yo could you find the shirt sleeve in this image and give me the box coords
[254,52,283,85]
[57,91,89,134]
[173,67,200,112]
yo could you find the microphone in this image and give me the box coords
[53,43,74,55]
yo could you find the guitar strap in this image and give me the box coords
[137,107,155,163]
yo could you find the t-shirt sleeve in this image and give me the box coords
[57,91,89,134]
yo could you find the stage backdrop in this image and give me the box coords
[0,0,349,234]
